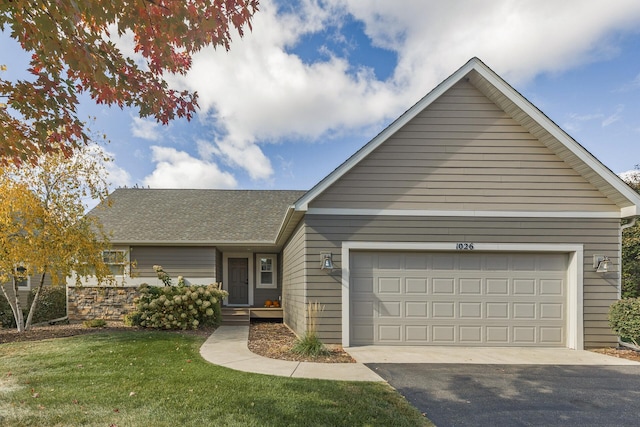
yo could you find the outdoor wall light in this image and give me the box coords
[320,252,334,271]
[593,255,610,273]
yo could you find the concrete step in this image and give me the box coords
[221,307,250,325]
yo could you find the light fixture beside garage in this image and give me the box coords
[593,255,610,273]
[320,252,334,271]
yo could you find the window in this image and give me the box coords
[15,266,30,290]
[256,254,277,289]
[103,250,127,276]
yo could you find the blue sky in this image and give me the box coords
[3,0,640,193]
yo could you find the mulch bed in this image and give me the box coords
[248,321,355,363]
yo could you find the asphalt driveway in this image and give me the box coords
[368,364,640,426]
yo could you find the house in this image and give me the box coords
[74,58,640,350]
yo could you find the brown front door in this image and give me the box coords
[228,258,249,305]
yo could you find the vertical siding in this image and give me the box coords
[304,215,620,347]
[282,220,307,336]
[131,246,217,278]
[310,81,617,213]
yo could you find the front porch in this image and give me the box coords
[221,307,283,325]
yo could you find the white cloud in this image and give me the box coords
[159,0,640,182]
[602,104,624,127]
[143,146,237,189]
[105,0,640,183]
[131,117,161,141]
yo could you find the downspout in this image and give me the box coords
[618,216,638,347]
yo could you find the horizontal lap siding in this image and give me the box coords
[304,215,620,347]
[310,81,616,213]
[131,246,217,279]
[282,221,306,337]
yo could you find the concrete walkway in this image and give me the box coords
[200,326,639,382]
[199,325,385,382]
[347,345,640,365]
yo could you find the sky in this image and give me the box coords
[3,0,640,194]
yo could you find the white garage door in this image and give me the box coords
[350,251,567,346]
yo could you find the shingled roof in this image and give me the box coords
[89,189,306,244]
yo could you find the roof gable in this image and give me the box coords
[294,57,640,217]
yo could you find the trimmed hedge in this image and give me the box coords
[126,283,226,330]
[609,298,640,346]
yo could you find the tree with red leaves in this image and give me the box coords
[0,0,259,164]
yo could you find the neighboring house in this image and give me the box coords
[80,58,640,350]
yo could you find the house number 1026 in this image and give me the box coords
[456,243,474,250]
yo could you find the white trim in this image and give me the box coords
[255,254,277,289]
[308,208,623,219]
[222,252,254,306]
[341,242,584,350]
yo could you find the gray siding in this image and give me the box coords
[303,215,620,347]
[131,246,217,279]
[282,220,307,337]
[310,81,617,213]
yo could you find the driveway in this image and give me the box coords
[368,363,640,427]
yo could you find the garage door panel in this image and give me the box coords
[433,278,455,294]
[405,278,428,294]
[540,279,563,295]
[406,325,428,342]
[405,301,428,317]
[379,301,401,317]
[459,302,482,318]
[459,279,482,294]
[350,251,568,347]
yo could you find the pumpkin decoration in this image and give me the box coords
[272,300,280,308]
[264,300,273,307]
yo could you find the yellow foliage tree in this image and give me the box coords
[0,146,113,331]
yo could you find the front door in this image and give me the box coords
[228,258,249,305]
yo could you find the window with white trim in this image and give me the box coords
[103,250,127,276]
[256,254,277,289]
[15,266,30,290]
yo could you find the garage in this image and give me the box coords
[349,251,568,346]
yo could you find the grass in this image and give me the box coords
[292,333,330,357]
[0,331,432,426]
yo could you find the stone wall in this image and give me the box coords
[68,286,137,320]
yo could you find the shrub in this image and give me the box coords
[1,286,66,328]
[292,333,329,357]
[129,283,227,330]
[609,298,640,346]
[28,286,67,324]
[0,295,19,329]
[292,301,329,357]
[83,318,107,328]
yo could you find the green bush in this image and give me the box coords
[83,318,107,328]
[609,298,640,346]
[129,283,227,330]
[292,333,329,357]
[28,286,67,324]
[0,296,18,328]
[1,286,66,328]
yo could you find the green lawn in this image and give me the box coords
[0,331,431,426]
